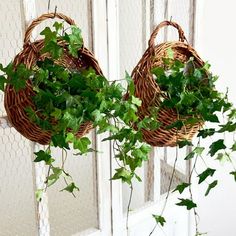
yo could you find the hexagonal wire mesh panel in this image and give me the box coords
[0,118,38,236]
[0,0,24,117]
[0,1,38,235]
[0,0,99,235]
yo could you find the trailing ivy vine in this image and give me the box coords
[0,21,236,235]
[0,22,153,198]
[149,52,236,235]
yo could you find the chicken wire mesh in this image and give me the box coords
[0,119,38,236]
[0,0,99,235]
[0,1,38,236]
[0,0,24,117]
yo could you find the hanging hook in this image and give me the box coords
[47,0,51,13]
[53,6,58,18]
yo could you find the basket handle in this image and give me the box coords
[23,13,76,44]
[148,21,187,49]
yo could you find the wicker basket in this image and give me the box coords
[4,13,103,145]
[131,21,205,147]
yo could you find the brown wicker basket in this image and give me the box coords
[4,13,103,145]
[131,21,205,147]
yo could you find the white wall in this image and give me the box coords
[195,1,236,235]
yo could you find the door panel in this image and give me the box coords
[48,133,98,235]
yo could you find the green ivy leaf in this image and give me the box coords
[131,95,142,107]
[230,171,236,182]
[152,215,166,227]
[177,140,193,148]
[167,48,174,59]
[73,137,91,154]
[53,22,63,32]
[63,26,83,57]
[42,41,63,59]
[61,182,79,193]
[185,151,195,160]
[197,129,215,138]
[0,75,7,91]
[176,198,197,210]
[125,72,135,96]
[194,147,205,155]
[198,168,216,184]
[166,120,184,130]
[209,139,226,156]
[173,182,190,194]
[51,134,69,149]
[34,150,53,165]
[231,142,236,151]
[47,167,63,187]
[205,180,218,196]
[112,167,133,184]
[218,122,236,133]
[151,67,165,77]
[35,189,44,202]
[216,152,230,163]
[40,27,57,44]
[65,132,75,143]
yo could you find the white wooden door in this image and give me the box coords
[109,1,196,235]
[0,1,195,236]
[0,1,111,236]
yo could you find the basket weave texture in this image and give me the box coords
[131,21,204,147]
[4,13,103,145]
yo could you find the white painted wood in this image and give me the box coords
[21,1,50,236]
[91,1,112,235]
[106,1,124,235]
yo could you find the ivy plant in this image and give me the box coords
[0,22,154,198]
[149,53,236,235]
[1,21,236,235]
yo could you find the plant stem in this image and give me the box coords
[126,182,133,232]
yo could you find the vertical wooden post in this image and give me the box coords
[21,1,50,235]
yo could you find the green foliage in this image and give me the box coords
[34,150,53,165]
[209,140,226,157]
[230,171,236,182]
[152,215,166,227]
[35,189,44,202]
[176,198,197,210]
[1,20,236,231]
[61,182,80,193]
[205,180,218,196]
[198,168,216,184]
[0,22,153,196]
[173,182,190,194]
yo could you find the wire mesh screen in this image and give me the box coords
[0,1,38,235]
[0,0,24,117]
[0,120,38,236]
